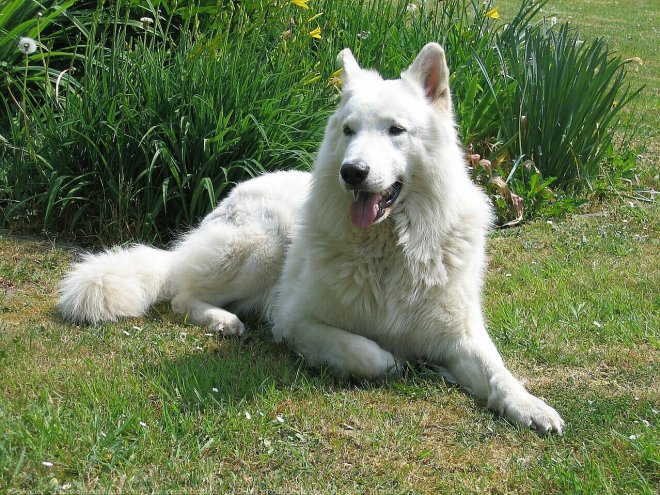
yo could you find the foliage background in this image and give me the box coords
[0,0,645,243]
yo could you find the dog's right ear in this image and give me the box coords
[336,48,361,88]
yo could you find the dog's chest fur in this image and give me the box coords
[305,219,464,352]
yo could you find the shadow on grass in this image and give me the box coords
[138,319,480,420]
[139,322,341,415]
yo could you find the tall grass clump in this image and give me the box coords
[0,0,641,242]
[492,12,643,190]
[0,0,97,109]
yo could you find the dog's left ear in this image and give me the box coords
[403,43,451,109]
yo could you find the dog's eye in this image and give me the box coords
[388,125,406,136]
[342,125,355,136]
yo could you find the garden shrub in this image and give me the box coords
[0,0,640,243]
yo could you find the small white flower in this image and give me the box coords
[550,16,557,26]
[139,421,147,427]
[629,434,641,440]
[357,31,370,40]
[593,321,602,328]
[244,411,252,420]
[275,415,285,423]
[122,330,130,336]
[140,17,154,27]
[212,387,219,393]
[18,37,37,55]
[42,461,54,467]
[406,4,418,13]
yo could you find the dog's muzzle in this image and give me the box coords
[348,181,403,228]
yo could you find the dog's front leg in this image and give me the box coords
[439,327,564,435]
[278,320,400,379]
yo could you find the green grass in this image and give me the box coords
[1,0,647,240]
[1,0,658,492]
[1,201,657,493]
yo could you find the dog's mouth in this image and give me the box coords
[349,181,403,228]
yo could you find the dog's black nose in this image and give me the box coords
[340,161,370,186]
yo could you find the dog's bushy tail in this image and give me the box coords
[58,245,173,324]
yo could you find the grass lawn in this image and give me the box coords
[1,0,658,493]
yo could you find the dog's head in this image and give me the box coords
[320,43,456,229]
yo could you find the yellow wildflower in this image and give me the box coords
[309,26,321,39]
[485,8,500,20]
[290,0,310,9]
[328,67,343,90]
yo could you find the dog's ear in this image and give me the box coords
[403,43,451,109]
[336,48,361,87]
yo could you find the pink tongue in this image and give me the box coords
[349,192,380,228]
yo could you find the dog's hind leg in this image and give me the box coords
[168,219,286,335]
[171,293,245,336]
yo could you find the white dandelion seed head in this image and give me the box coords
[18,37,37,55]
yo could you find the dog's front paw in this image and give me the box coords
[489,390,564,436]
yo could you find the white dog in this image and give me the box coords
[59,43,564,435]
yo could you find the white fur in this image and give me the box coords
[58,43,563,435]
